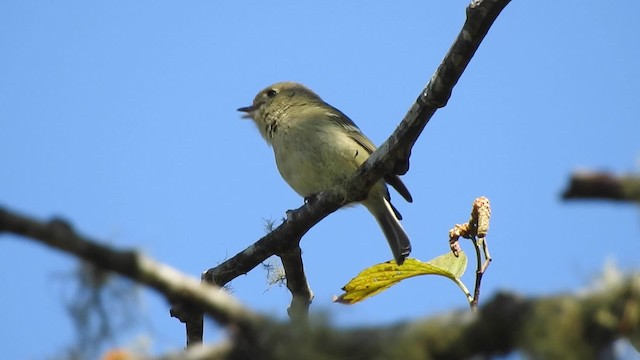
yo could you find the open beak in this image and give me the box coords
[237,105,255,119]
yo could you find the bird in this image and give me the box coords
[238,82,412,265]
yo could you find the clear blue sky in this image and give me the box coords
[1,1,639,358]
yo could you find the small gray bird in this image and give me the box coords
[238,82,412,265]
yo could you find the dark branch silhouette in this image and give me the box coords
[563,171,640,202]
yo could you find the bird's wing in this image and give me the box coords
[326,109,413,204]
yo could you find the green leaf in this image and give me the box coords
[335,252,468,305]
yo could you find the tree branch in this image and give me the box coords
[3,205,637,358]
[114,272,640,359]
[562,170,640,202]
[364,0,511,178]
[0,207,264,337]
[280,246,314,323]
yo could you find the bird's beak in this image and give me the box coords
[237,105,255,119]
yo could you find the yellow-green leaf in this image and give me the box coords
[428,251,467,280]
[335,252,467,305]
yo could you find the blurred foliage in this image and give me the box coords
[49,261,142,360]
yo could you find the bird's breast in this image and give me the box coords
[270,121,367,197]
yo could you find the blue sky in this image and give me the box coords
[1,1,639,358]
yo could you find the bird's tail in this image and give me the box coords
[366,197,411,265]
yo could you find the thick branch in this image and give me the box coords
[124,273,640,359]
[0,207,263,334]
[386,275,640,359]
[4,205,637,358]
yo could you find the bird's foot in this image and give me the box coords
[304,194,319,205]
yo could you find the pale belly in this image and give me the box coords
[272,128,368,197]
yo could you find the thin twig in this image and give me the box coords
[470,237,492,310]
[449,197,492,311]
[469,197,492,311]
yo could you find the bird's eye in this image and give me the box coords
[266,89,277,98]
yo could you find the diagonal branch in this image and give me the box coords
[357,0,511,182]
